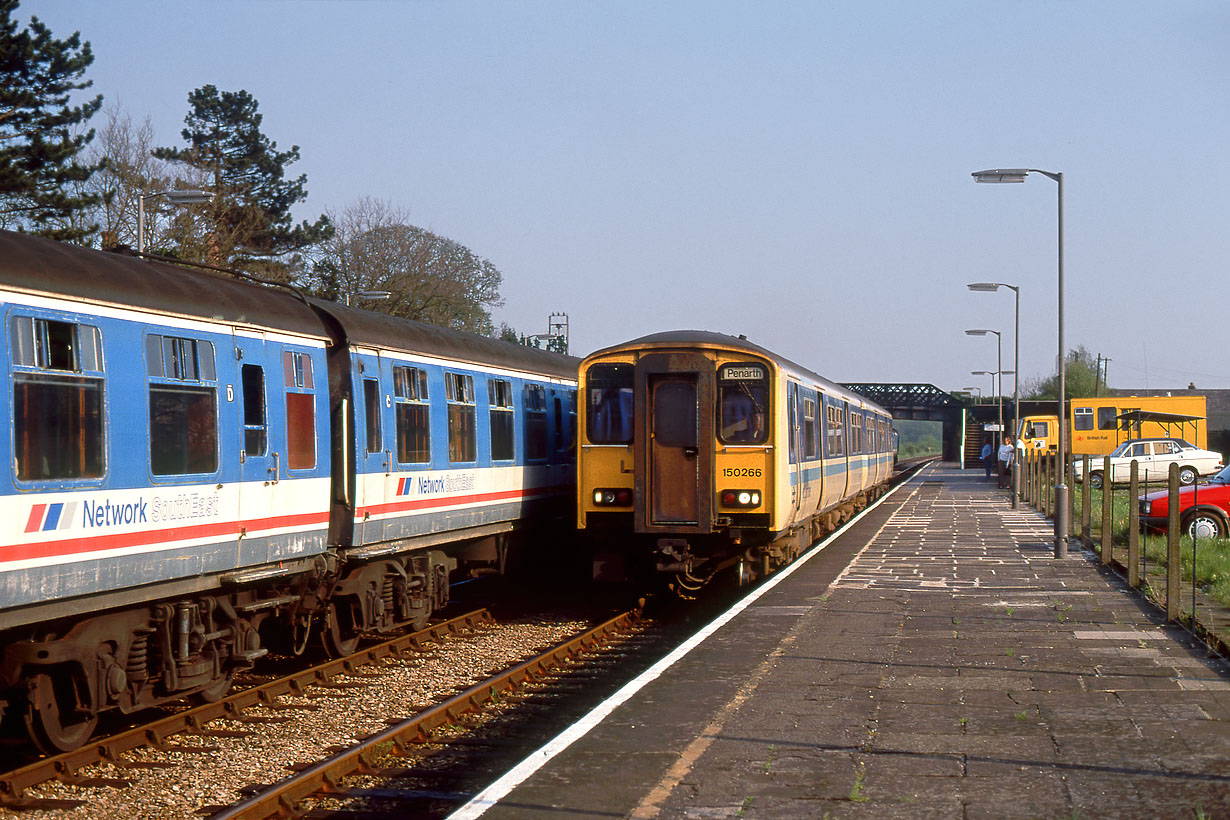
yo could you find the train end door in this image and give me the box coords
[352,348,394,544]
[634,353,715,534]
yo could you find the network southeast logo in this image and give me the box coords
[25,499,149,533]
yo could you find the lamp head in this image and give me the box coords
[972,169,1030,183]
[162,189,214,205]
[967,282,1000,292]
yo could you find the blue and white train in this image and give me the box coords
[0,230,576,752]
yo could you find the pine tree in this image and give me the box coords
[0,0,104,242]
[154,84,331,268]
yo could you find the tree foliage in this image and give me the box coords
[154,84,330,269]
[311,198,504,335]
[1022,345,1105,401]
[65,102,211,251]
[0,0,103,241]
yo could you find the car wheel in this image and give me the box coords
[1183,511,1226,540]
[1089,471,1104,491]
[1178,466,1198,486]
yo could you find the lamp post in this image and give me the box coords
[969,282,1021,508]
[138,189,214,254]
[973,167,1066,556]
[966,329,1003,448]
[963,386,981,402]
[970,370,997,419]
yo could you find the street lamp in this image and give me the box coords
[138,189,214,254]
[971,370,996,410]
[962,386,982,402]
[346,290,391,307]
[967,329,1004,453]
[969,282,1021,508]
[973,167,1066,557]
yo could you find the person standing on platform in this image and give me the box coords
[997,436,1015,488]
[980,440,994,479]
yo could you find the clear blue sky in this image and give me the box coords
[29,1,1230,394]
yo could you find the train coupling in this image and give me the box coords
[654,538,692,573]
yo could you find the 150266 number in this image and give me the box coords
[721,467,762,478]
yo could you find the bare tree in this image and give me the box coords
[65,102,215,252]
[311,197,504,335]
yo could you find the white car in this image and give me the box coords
[1073,438,1223,489]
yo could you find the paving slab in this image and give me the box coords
[472,464,1230,820]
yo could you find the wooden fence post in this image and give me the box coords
[1166,463,1180,622]
[1128,460,1140,587]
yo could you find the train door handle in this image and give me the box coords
[682,446,698,459]
[270,452,280,485]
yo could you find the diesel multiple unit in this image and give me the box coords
[577,331,894,594]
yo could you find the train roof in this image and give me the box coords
[310,300,579,380]
[585,330,888,413]
[0,231,579,380]
[0,230,325,339]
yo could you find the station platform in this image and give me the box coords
[460,463,1230,820]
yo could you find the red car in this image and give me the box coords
[1139,464,1230,538]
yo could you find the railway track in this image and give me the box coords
[204,608,646,819]
[0,606,627,818]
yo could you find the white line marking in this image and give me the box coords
[444,473,922,819]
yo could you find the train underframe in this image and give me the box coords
[0,534,504,754]
[595,487,887,599]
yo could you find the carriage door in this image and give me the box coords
[233,331,280,561]
[352,347,394,545]
[635,353,714,533]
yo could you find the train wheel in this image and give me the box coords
[321,602,360,658]
[193,670,235,704]
[735,557,755,589]
[25,672,98,754]
[407,606,430,633]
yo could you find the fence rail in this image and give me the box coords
[1017,448,1229,655]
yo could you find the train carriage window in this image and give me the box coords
[446,371,476,462]
[148,334,218,475]
[525,383,548,460]
[489,378,514,461]
[553,396,565,453]
[1097,407,1118,431]
[718,363,768,445]
[11,316,105,481]
[282,351,316,470]
[242,364,267,456]
[825,403,845,458]
[586,363,633,445]
[1074,407,1093,431]
[803,397,818,459]
[363,378,381,454]
[394,365,430,464]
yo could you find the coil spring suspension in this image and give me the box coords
[127,628,153,683]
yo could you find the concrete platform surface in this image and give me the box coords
[463,463,1230,820]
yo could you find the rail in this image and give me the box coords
[0,610,494,809]
[204,608,642,819]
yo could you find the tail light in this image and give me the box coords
[720,489,761,508]
[592,488,633,506]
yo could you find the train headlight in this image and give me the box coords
[592,488,633,506]
[720,489,761,508]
